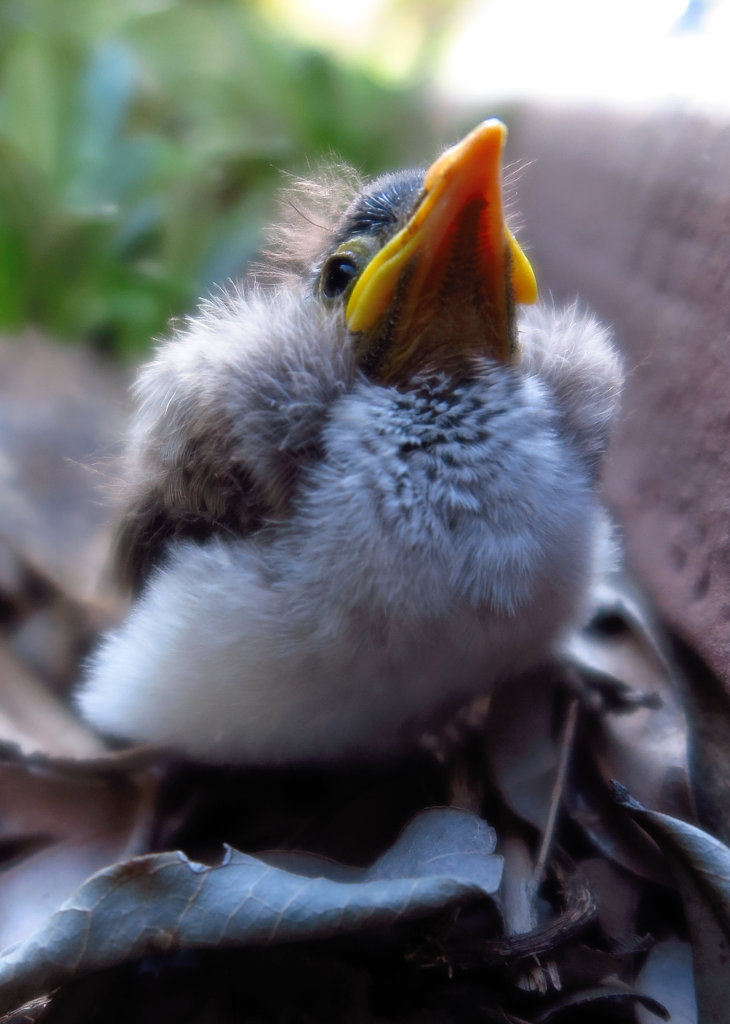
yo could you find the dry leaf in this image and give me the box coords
[0,808,502,1016]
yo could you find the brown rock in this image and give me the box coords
[511,106,730,688]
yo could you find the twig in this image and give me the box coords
[532,696,579,885]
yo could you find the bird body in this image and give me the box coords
[78,122,622,764]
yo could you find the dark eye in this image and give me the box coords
[321,255,358,299]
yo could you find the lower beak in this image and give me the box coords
[346,119,537,381]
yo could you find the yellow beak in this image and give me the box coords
[346,119,537,376]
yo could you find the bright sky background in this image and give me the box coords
[266,0,730,112]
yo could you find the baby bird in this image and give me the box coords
[78,121,623,764]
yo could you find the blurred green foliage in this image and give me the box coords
[0,0,439,356]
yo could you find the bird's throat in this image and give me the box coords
[347,119,536,383]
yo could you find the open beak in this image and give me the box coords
[346,119,537,380]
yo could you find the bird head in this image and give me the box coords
[312,119,538,384]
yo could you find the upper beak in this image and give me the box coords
[346,119,537,379]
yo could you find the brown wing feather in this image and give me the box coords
[113,166,360,594]
[113,466,269,594]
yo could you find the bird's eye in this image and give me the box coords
[320,255,358,300]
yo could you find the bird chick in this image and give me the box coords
[78,120,623,764]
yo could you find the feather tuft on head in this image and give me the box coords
[254,163,365,286]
